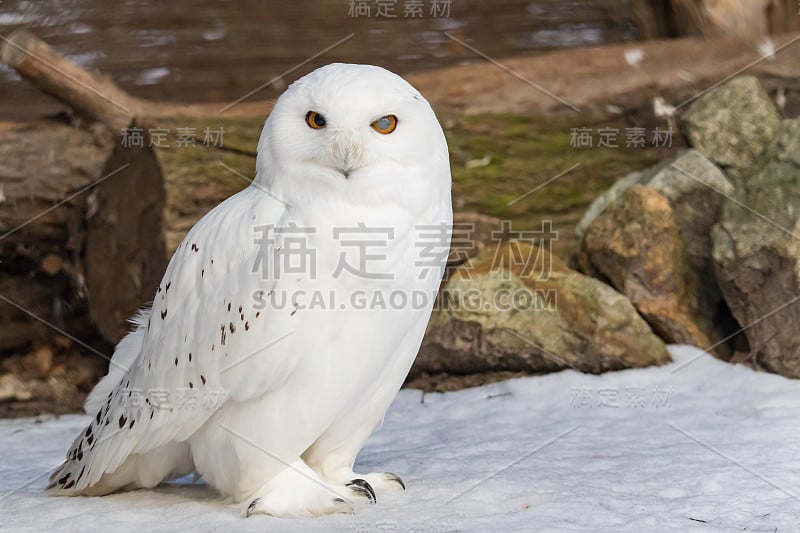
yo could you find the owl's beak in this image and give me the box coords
[329,131,363,180]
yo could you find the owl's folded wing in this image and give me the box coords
[49,186,297,493]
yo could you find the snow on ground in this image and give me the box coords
[2,345,800,532]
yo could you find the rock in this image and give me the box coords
[414,241,670,377]
[577,150,733,316]
[711,118,800,377]
[575,169,645,240]
[576,150,732,263]
[646,151,733,292]
[581,185,719,350]
[680,76,782,183]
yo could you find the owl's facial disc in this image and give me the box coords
[256,63,450,200]
[304,110,398,179]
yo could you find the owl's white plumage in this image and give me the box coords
[48,63,452,517]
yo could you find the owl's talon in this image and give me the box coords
[384,473,405,490]
[346,478,376,503]
[246,498,261,518]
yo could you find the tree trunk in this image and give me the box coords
[0,30,170,353]
[0,118,167,351]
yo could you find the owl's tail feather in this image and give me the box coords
[48,440,194,496]
[84,309,149,414]
[48,311,150,496]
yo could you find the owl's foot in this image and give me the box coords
[242,459,374,518]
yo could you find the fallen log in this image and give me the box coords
[0,31,168,353]
[0,29,273,123]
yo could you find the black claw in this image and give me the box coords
[347,478,376,503]
[385,472,406,490]
[246,498,260,517]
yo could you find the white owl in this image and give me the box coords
[48,63,453,518]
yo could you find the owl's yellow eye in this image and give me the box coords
[305,111,326,129]
[371,115,397,134]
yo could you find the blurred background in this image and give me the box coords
[1,0,798,120]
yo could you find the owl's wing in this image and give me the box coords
[49,186,299,493]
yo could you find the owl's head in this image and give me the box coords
[255,63,451,210]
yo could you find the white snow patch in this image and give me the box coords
[1,345,799,531]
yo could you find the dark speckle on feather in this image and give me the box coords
[119,415,127,428]
[229,322,235,333]
[166,282,171,292]
[189,352,192,362]
[161,309,168,320]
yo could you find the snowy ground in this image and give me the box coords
[1,345,799,532]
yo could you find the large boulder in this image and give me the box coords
[680,75,782,184]
[413,241,670,378]
[581,185,718,349]
[577,150,733,283]
[711,118,800,377]
[576,150,734,352]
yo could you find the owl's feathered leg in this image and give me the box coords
[303,378,409,498]
[241,458,375,518]
[304,429,407,497]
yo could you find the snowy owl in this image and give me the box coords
[48,63,453,518]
